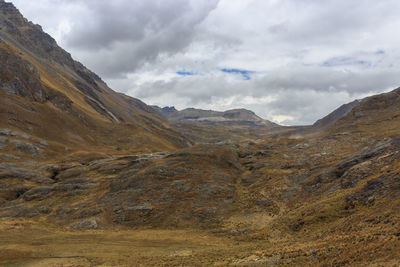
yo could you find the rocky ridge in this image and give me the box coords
[152,106,278,127]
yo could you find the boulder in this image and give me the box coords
[11,140,43,157]
[71,219,98,230]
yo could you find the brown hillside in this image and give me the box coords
[0,0,190,161]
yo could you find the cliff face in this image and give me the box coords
[0,46,44,101]
[0,0,75,67]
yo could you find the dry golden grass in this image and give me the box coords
[0,219,238,266]
[1,216,399,266]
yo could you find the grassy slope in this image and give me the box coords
[0,40,190,161]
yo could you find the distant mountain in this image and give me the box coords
[152,106,278,128]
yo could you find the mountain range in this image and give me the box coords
[0,1,399,266]
[152,106,278,126]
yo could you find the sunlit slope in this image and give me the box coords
[0,1,190,158]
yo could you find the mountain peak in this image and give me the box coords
[0,1,27,26]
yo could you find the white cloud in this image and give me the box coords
[10,0,400,125]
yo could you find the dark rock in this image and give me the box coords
[53,183,94,192]
[45,88,73,111]
[340,161,371,188]
[89,158,140,174]
[253,150,272,157]
[346,172,400,208]
[76,208,103,219]
[197,173,235,196]
[241,173,259,186]
[281,163,303,170]
[39,140,49,147]
[0,129,12,136]
[0,153,20,160]
[334,138,400,178]
[11,140,43,157]
[0,48,44,102]
[255,199,280,214]
[22,186,53,201]
[113,203,154,223]
[0,167,52,183]
[291,220,305,231]
[255,199,274,207]
[36,205,52,214]
[0,203,39,218]
[9,131,30,139]
[169,179,191,192]
[22,183,94,201]
[59,177,97,184]
[56,166,85,180]
[313,137,400,189]
[0,185,30,201]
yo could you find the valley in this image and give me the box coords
[0,1,399,266]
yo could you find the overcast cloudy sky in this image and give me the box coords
[12,0,400,125]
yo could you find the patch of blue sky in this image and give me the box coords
[176,71,195,76]
[220,68,254,80]
[321,57,371,68]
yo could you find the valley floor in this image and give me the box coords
[0,219,399,266]
[1,133,400,266]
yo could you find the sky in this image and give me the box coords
[11,0,400,125]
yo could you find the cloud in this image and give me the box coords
[11,0,400,125]
[122,65,399,125]
[13,0,219,78]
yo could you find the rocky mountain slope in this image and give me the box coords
[313,99,360,128]
[0,0,191,161]
[0,1,399,266]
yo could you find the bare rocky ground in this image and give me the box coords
[0,126,399,265]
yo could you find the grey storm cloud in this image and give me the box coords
[13,0,219,78]
[61,0,219,77]
[11,0,400,125]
